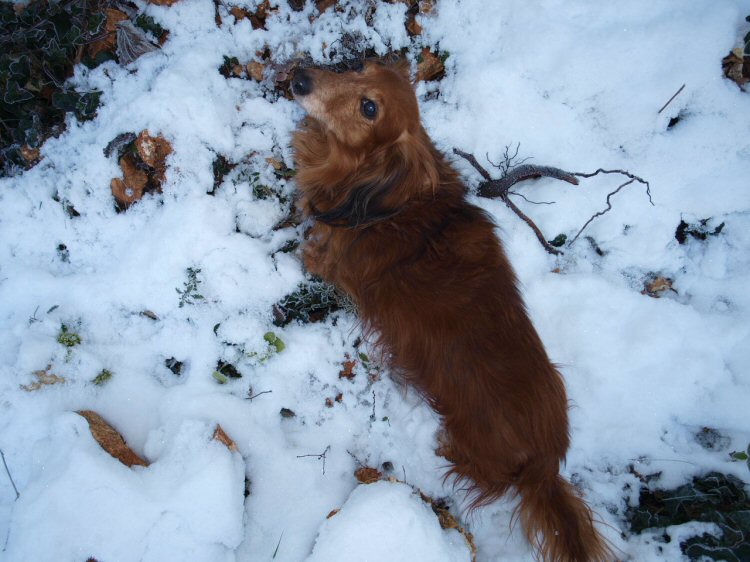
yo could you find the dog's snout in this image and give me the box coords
[291,69,312,97]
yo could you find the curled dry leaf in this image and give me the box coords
[77,410,149,467]
[354,466,382,484]
[339,355,356,380]
[247,61,265,81]
[21,365,65,391]
[722,48,750,88]
[642,276,675,298]
[212,425,238,452]
[111,153,148,210]
[416,48,444,82]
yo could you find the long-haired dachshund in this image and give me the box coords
[291,59,612,562]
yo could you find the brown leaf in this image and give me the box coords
[339,356,356,380]
[247,61,265,81]
[135,130,172,187]
[316,0,337,13]
[326,508,340,518]
[722,48,750,88]
[147,0,181,5]
[20,365,65,391]
[416,48,444,82]
[406,14,422,36]
[354,466,381,484]
[135,131,172,170]
[87,9,128,59]
[111,153,148,210]
[212,425,238,452]
[19,145,41,165]
[419,0,433,14]
[77,410,149,467]
[642,276,674,298]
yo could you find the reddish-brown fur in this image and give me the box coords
[291,60,613,562]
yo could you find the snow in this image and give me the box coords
[1,0,749,561]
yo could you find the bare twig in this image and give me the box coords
[248,389,272,401]
[272,531,284,559]
[658,84,686,114]
[452,148,492,181]
[507,191,555,205]
[569,179,635,244]
[297,445,331,475]
[568,168,653,244]
[453,148,652,255]
[370,390,376,422]
[1,449,20,500]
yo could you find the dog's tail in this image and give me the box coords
[514,466,613,562]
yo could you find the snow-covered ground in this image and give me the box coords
[1,0,749,560]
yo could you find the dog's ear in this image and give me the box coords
[385,53,412,81]
[394,130,439,196]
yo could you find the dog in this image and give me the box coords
[291,59,612,562]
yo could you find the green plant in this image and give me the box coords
[57,324,81,347]
[729,443,750,471]
[176,267,205,308]
[1,0,107,176]
[92,369,112,386]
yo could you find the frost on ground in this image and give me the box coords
[1,1,749,561]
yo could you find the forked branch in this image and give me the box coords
[452,148,652,255]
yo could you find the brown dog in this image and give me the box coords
[291,60,612,562]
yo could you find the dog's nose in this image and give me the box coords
[291,69,312,96]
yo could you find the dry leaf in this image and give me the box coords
[111,153,148,209]
[135,130,172,187]
[339,356,356,380]
[212,425,238,451]
[642,276,674,298]
[19,145,41,165]
[21,365,65,391]
[416,48,444,82]
[147,0,181,5]
[354,466,381,484]
[87,9,128,59]
[722,48,750,88]
[77,410,149,467]
[116,20,160,66]
[406,15,422,36]
[247,61,265,81]
[316,0,337,13]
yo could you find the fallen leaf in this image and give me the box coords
[339,356,356,380]
[116,20,160,66]
[354,466,381,484]
[247,61,265,81]
[20,365,65,391]
[19,145,41,165]
[722,48,750,88]
[135,130,172,186]
[77,410,149,467]
[326,508,340,518]
[147,0,181,5]
[642,276,674,298]
[416,48,444,82]
[87,9,128,59]
[212,425,238,451]
[111,154,148,210]
[316,0,337,13]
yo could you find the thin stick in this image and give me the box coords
[569,179,635,244]
[248,389,272,401]
[1,449,19,500]
[658,84,686,114]
[297,445,331,475]
[504,197,563,255]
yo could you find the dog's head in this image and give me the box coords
[291,59,420,149]
[291,59,439,218]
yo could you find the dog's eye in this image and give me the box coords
[361,98,377,120]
